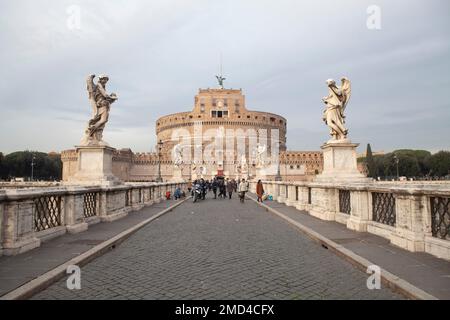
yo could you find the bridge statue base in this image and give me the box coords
[67,145,122,186]
[171,167,184,182]
[314,140,370,183]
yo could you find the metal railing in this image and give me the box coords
[34,195,62,231]
[339,190,351,214]
[83,192,98,218]
[431,197,450,240]
[372,192,396,226]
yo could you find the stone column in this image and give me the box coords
[154,186,160,203]
[98,189,108,219]
[309,186,337,221]
[295,186,309,211]
[272,183,279,202]
[277,183,286,203]
[104,188,129,221]
[145,187,154,205]
[2,199,41,255]
[131,188,144,211]
[390,194,426,252]
[285,185,297,206]
[346,190,370,232]
[65,187,89,234]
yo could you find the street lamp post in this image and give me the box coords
[275,141,282,181]
[31,154,36,181]
[393,154,399,180]
[157,140,163,182]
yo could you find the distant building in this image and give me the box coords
[62,86,323,181]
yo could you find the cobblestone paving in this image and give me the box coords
[33,194,403,299]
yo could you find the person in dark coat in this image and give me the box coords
[211,178,218,199]
[226,178,234,199]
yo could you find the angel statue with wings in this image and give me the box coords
[172,143,184,168]
[322,77,351,141]
[82,74,118,145]
[216,75,226,89]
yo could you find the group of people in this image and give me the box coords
[187,177,255,203]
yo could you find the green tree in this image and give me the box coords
[393,149,431,176]
[0,152,5,180]
[2,151,62,181]
[428,151,450,177]
[366,144,376,178]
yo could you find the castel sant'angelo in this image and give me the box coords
[62,80,323,182]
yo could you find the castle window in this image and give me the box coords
[200,104,205,113]
[270,117,275,122]
[189,115,193,119]
[224,98,228,107]
[290,165,294,169]
[212,98,217,107]
[211,110,217,118]
[247,115,250,119]
[297,165,300,169]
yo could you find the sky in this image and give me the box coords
[0,0,449,154]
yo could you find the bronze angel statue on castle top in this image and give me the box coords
[322,77,351,141]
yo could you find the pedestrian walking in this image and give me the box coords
[212,178,218,199]
[187,180,192,194]
[218,179,226,198]
[238,178,249,203]
[256,179,264,202]
[226,178,234,199]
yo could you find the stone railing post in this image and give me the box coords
[65,187,89,234]
[144,186,153,205]
[347,189,370,232]
[295,186,308,211]
[286,184,297,206]
[131,187,144,211]
[101,187,129,222]
[154,185,161,203]
[390,193,426,252]
[277,183,286,203]
[309,186,337,221]
[98,189,108,220]
[272,182,279,201]
[2,198,40,255]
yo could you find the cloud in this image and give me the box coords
[0,0,449,154]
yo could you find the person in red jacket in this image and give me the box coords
[256,180,264,202]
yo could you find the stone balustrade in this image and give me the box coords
[250,180,450,261]
[0,182,186,256]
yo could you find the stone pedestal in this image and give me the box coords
[67,145,121,186]
[314,140,370,183]
[171,167,183,182]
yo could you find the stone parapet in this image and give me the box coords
[259,180,450,261]
[0,182,187,256]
